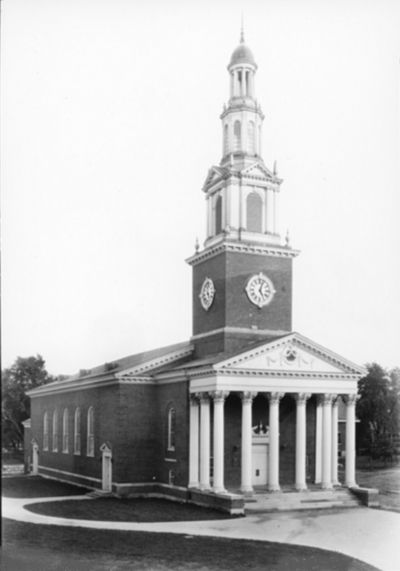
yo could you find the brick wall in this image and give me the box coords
[155,380,190,488]
[192,250,293,355]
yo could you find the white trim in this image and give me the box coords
[216,332,366,375]
[165,458,177,462]
[190,326,290,341]
[38,465,102,483]
[116,347,193,378]
[186,241,300,266]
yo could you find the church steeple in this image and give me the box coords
[187,32,300,358]
[221,31,262,162]
[199,33,284,252]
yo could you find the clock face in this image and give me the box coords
[199,277,215,311]
[245,272,275,308]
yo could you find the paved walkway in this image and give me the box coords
[3,495,400,571]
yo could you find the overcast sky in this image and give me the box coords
[2,0,399,376]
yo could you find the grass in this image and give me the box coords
[2,475,90,498]
[1,518,380,571]
[25,496,239,522]
[356,466,400,512]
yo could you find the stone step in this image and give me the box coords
[244,489,363,512]
[245,499,362,512]
[85,490,114,499]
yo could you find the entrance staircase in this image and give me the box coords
[244,487,363,513]
[85,490,114,499]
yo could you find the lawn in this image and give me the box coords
[2,475,90,498]
[356,466,400,512]
[1,518,380,571]
[25,496,240,522]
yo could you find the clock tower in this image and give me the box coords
[187,31,300,357]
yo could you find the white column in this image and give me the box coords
[321,394,335,489]
[188,395,200,488]
[210,391,229,493]
[268,392,284,491]
[331,397,340,486]
[240,391,257,493]
[234,70,239,96]
[344,394,358,488]
[315,396,322,483]
[196,392,211,490]
[266,189,273,234]
[294,393,311,491]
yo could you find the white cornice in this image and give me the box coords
[186,241,300,266]
[190,326,289,341]
[216,332,366,376]
[115,346,193,377]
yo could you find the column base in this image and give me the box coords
[268,484,281,492]
[188,482,200,489]
[213,486,227,494]
[332,480,341,486]
[321,483,333,490]
[346,482,358,488]
[295,484,308,491]
[199,484,211,491]
[240,485,253,493]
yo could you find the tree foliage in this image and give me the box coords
[356,362,400,453]
[2,355,55,449]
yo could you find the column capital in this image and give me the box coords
[342,394,359,406]
[240,391,257,404]
[318,393,337,405]
[195,392,210,405]
[267,392,285,404]
[293,393,311,405]
[332,395,340,408]
[209,391,230,404]
[189,394,199,406]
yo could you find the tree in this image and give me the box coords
[2,355,55,449]
[356,363,400,454]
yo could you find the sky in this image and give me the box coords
[2,0,399,376]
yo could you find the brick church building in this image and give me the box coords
[27,31,365,512]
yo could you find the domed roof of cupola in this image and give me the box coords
[228,31,257,69]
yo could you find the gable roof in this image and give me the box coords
[27,341,194,396]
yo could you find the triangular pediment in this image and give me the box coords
[215,333,366,376]
[242,162,277,182]
[100,442,112,453]
[202,166,227,192]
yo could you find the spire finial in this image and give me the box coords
[240,13,245,43]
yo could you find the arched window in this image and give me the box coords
[43,411,48,451]
[87,407,94,457]
[63,409,69,453]
[52,409,58,452]
[224,124,229,155]
[74,408,81,454]
[233,121,241,151]
[215,195,222,235]
[247,121,255,154]
[247,191,262,233]
[168,408,176,451]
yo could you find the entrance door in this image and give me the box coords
[32,441,39,475]
[101,451,112,492]
[252,444,268,486]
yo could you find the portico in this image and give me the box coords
[187,333,364,495]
